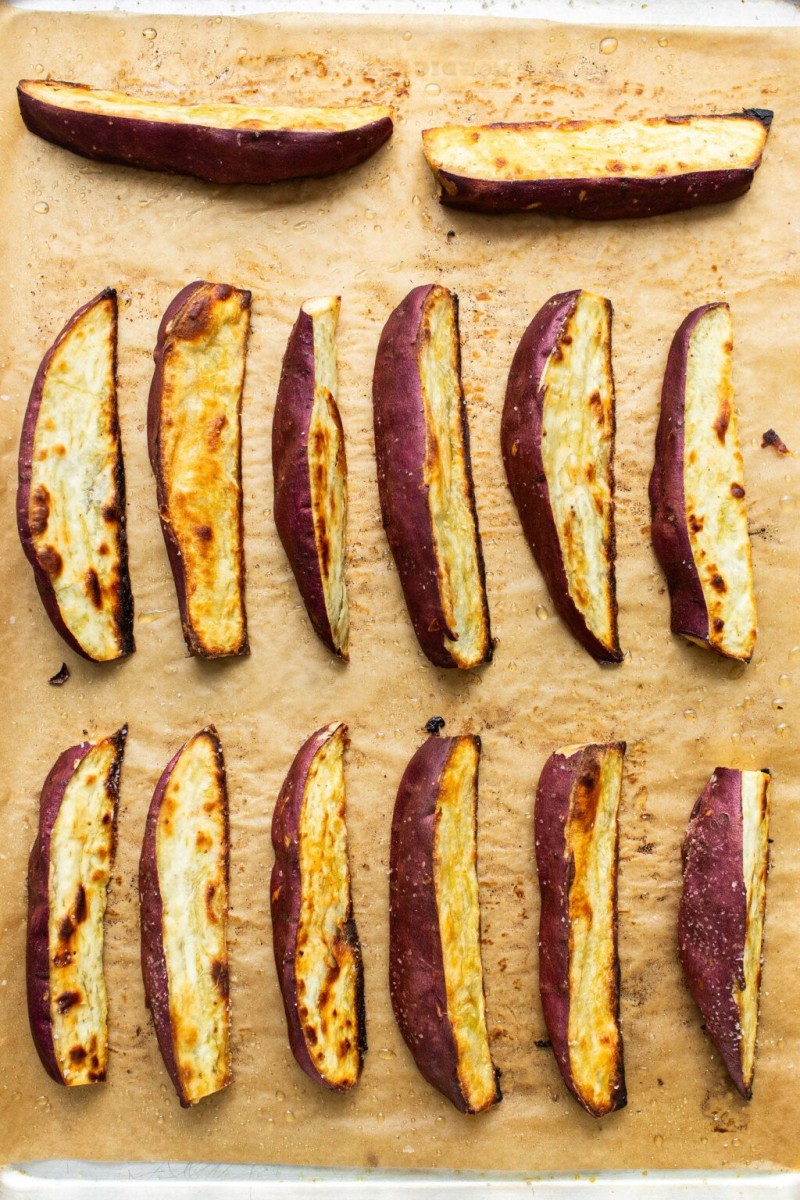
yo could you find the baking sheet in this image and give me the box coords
[0,4,798,1174]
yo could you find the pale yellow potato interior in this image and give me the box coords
[422,117,768,182]
[564,743,624,1115]
[156,731,229,1105]
[683,304,757,661]
[540,292,617,653]
[295,724,361,1088]
[434,737,497,1113]
[419,287,489,668]
[48,738,119,1086]
[28,294,126,661]
[158,286,248,656]
[306,297,349,658]
[22,80,390,133]
[736,769,771,1092]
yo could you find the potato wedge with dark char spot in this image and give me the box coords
[139,727,231,1108]
[650,302,757,662]
[422,111,772,218]
[678,767,771,1099]
[502,290,621,663]
[535,742,626,1117]
[149,281,250,658]
[373,284,493,669]
[27,726,126,1086]
[271,723,366,1090]
[389,731,501,1114]
[273,297,349,659]
[17,289,134,662]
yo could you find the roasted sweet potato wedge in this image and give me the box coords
[139,727,231,1107]
[422,111,772,217]
[17,289,134,662]
[271,723,366,1090]
[650,303,757,662]
[373,284,493,669]
[273,297,349,659]
[149,281,250,658]
[535,742,626,1117]
[502,290,621,662]
[679,767,771,1099]
[18,80,393,185]
[390,731,501,1114]
[27,726,126,1086]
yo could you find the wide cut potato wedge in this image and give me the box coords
[139,727,231,1107]
[389,731,501,1114]
[678,767,771,1099]
[18,80,393,185]
[17,289,135,662]
[149,281,250,658]
[27,726,126,1086]
[502,290,621,663]
[650,302,757,662]
[271,723,366,1090]
[373,284,493,669]
[535,742,626,1117]
[422,110,772,217]
[273,297,349,659]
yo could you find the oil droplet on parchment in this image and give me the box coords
[599,37,618,54]
[657,36,668,47]
[536,605,549,621]
[33,201,49,214]
[143,27,157,39]
[683,708,697,721]
[426,82,441,95]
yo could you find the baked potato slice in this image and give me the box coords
[27,726,126,1086]
[373,284,493,669]
[535,742,626,1117]
[18,80,393,185]
[389,732,501,1114]
[139,727,231,1107]
[149,281,250,658]
[271,722,366,1090]
[650,303,757,662]
[17,288,134,662]
[273,297,349,659]
[678,767,771,1099]
[422,110,772,217]
[502,290,621,662]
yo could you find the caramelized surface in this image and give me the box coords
[736,769,771,1092]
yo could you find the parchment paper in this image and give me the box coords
[0,5,798,1173]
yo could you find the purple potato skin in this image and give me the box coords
[502,291,621,664]
[272,307,344,657]
[270,725,366,1089]
[389,734,500,1113]
[372,284,493,670]
[18,82,393,186]
[147,281,250,659]
[678,768,757,1099]
[139,727,229,1109]
[17,288,135,663]
[27,728,126,1085]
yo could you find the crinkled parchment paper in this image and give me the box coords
[0,4,798,1172]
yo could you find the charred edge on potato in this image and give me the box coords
[148,281,250,659]
[26,726,126,1086]
[535,742,626,1117]
[273,297,349,659]
[139,727,231,1107]
[17,80,394,186]
[271,723,366,1090]
[389,734,501,1113]
[650,303,757,662]
[421,112,772,218]
[502,290,621,662]
[17,288,135,662]
[373,284,493,669]
[678,767,770,1099]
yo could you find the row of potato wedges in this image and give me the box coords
[18,282,760,670]
[28,719,771,1116]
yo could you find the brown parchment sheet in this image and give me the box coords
[0,4,798,1174]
